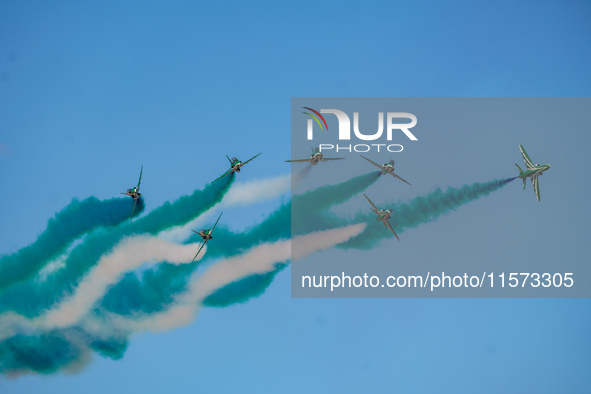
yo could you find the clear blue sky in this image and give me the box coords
[1,1,590,392]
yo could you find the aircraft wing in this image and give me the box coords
[137,166,143,190]
[319,158,345,161]
[191,241,206,262]
[285,158,312,163]
[129,197,138,223]
[363,194,380,215]
[532,173,540,202]
[360,155,383,169]
[519,145,536,170]
[211,168,234,183]
[390,172,412,186]
[242,152,262,166]
[383,220,400,241]
[210,212,223,235]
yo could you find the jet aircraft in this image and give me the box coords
[285,147,344,165]
[212,153,262,183]
[363,194,400,241]
[121,166,143,223]
[515,145,551,202]
[360,155,411,186]
[191,212,223,262]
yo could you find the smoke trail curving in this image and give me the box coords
[205,178,515,306]
[0,197,144,293]
[100,172,380,315]
[0,173,513,376]
[110,224,367,333]
[0,175,234,317]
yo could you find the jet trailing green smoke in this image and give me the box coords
[339,177,516,249]
[0,175,235,318]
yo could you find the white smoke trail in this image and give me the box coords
[39,235,203,328]
[160,172,306,243]
[0,235,204,336]
[111,223,366,333]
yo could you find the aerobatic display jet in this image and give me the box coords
[285,147,344,165]
[212,153,262,183]
[121,166,143,223]
[515,145,551,202]
[191,212,223,261]
[363,194,400,241]
[360,155,411,186]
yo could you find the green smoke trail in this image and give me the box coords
[0,197,144,293]
[0,175,234,317]
[99,173,381,315]
[0,325,129,375]
[203,263,288,307]
[339,177,515,249]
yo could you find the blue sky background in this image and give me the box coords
[1,0,590,392]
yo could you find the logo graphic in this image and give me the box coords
[303,108,419,153]
[302,107,328,131]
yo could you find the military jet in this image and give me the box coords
[212,153,262,183]
[121,166,143,223]
[285,147,344,165]
[363,194,399,241]
[191,212,223,262]
[515,145,551,202]
[360,155,411,186]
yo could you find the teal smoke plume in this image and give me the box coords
[204,178,515,307]
[339,177,515,248]
[0,175,234,317]
[0,197,144,292]
[100,172,380,315]
[0,174,510,376]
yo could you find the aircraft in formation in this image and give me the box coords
[363,193,399,241]
[117,145,548,251]
[515,145,550,202]
[360,155,411,186]
[191,212,223,262]
[121,166,143,223]
[285,147,344,165]
[212,153,262,183]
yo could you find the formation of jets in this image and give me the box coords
[118,144,549,254]
[515,145,550,202]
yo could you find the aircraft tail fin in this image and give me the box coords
[522,177,527,190]
[515,163,523,173]
[226,155,232,164]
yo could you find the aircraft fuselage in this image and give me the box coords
[124,187,141,199]
[376,209,392,221]
[197,230,213,241]
[380,165,394,175]
[230,161,243,172]
[309,152,323,165]
[518,165,550,179]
